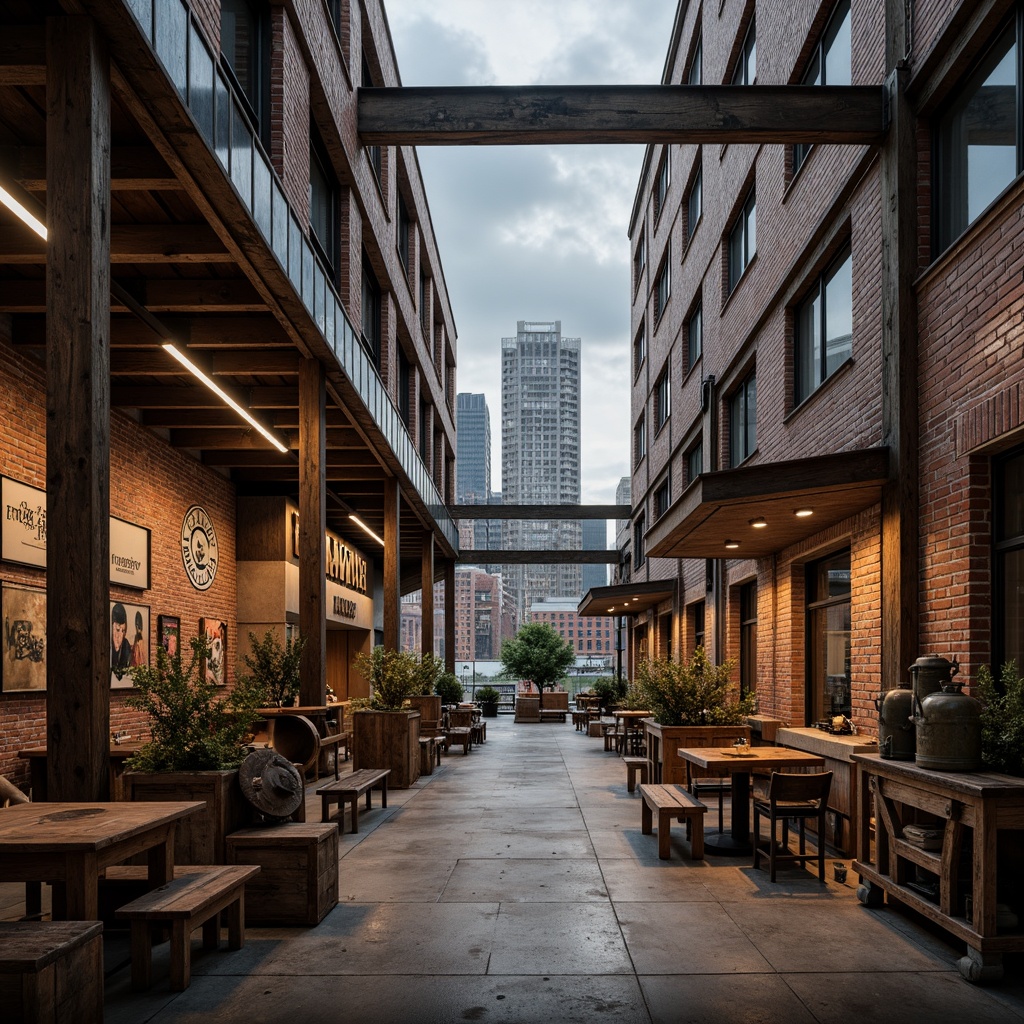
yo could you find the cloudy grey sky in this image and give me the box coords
[384,2,678,507]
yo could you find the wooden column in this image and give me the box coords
[382,476,400,650]
[880,4,918,687]
[421,534,434,657]
[45,17,111,802]
[444,560,456,673]
[298,358,327,705]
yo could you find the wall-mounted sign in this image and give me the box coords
[180,505,219,591]
[291,513,369,595]
[326,579,373,629]
[3,477,151,590]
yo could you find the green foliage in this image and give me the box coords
[125,635,267,771]
[634,646,755,727]
[977,661,1024,776]
[241,629,306,706]
[411,652,446,696]
[475,685,501,704]
[353,646,419,711]
[435,671,464,706]
[621,679,649,710]
[499,622,576,691]
[592,677,622,711]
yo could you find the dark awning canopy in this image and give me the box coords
[578,578,676,618]
[646,447,889,560]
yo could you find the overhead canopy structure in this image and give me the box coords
[578,579,676,618]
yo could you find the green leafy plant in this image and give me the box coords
[475,685,501,704]
[241,629,306,707]
[977,661,1024,776]
[125,635,268,771]
[499,622,576,691]
[411,651,446,696]
[592,677,622,712]
[435,671,464,705]
[353,646,419,711]
[620,679,650,710]
[634,646,755,726]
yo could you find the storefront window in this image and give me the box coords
[807,550,851,724]
[996,447,1024,667]
[740,581,757,699]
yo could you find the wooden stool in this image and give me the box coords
[623,755,649,793]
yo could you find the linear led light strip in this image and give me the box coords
[349,514,384,547]
[161,343,288,453]
[0,184,47,240]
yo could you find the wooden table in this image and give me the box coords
[852,753,1024,982]
[676,746,825,855]
[0,801,203,920]
[18,743,144,802]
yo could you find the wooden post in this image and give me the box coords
[299,358,327,705]
[45,17,111,802]
[444,560,456,673]
[421,534,434,657]
[880,5,918,687]
[382,477,400,650]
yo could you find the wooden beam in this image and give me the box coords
[447,503,631,520]
[458,550,619,564]
[383,478,400,650]
[8,144,178,191]
[0,225,228,264]
[358,84,887,146]
[141,407,354,431]
[113,385,297,408]
[0,26,45,85]
[0,278,266,313]
[110,347,299,375]
[170,427,295,450]
[45,16,111,802]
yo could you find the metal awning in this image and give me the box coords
[646,447,889,559]
[578,578,676,617]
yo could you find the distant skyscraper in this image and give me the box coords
[456,393,491,503]
[581,519,608,594]
[501,320,582,614]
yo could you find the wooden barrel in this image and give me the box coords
[269,715,320,775]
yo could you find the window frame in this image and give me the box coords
[687,157,703,240]
[728,188,757,294]
[654,476,672,520]
[729,370,757,467]
[655,363,671,433]
[740,580,757,699]
[634,513,647,569]
[309,128,339,277]
[634,413,647,465]
[655,249,671,325]
[688,32,703,85]
[360,252,382,367]
[793,245,853,406]
[397,191,412,276]
[731,17,756,86]
[654,152,671,221]
[687,302,703,371]
[633,321,647,379]
[995,444,1024,669]
[633,232,646,293]
[805,549,852,725]
[220,0,270,143]
[687,440,703,484]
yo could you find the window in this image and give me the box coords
[732,18,756,85]
[398,348,411,426]
[692,601,706,652]
[633,233,646,291]
[634,414,647,464]
[221,0,268,140]
[361,253,381,367]
[794,1,852,173]
[634,514,646,569]
[362,58,382,181]
[309,132,338,273]
[935,18,1019,253]
[996,446,1024,668]
[687,303,702,370]
[633,322,646,377]
[687,440,703,483]
[688,33,702,85]
[807,550,851,725]
[654,476,671,519]
[655,365,671,431]
[654,153,670,220]
[795,247,853,404]
[740,581,757,699]
[419,266,430,332]
[728,189,756,293]
[729,371,757,466]
[687,159,702,239]
[655,252,671,323]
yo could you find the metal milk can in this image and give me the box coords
[874,679,915,760]
[913,680,982,771]
[909,654,959,704]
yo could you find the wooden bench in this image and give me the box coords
[623,755,649,793]
[317,768,391,831]
[639,784,707,860]
[539,709,567,723]
[116,864,260,991]
[419,735,440,775]
[318,731,349,779]
[445,727,472,755]
[0,920,104,1023]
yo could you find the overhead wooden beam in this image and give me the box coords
[0,26,45,85]
[8,144,178,190]
[0,225,228,264]
[140,407,353,431]
[169,427,296,451]
[202,449,380,468]
[359,85,887,146]
[0,278,265,313]
[110,347,299,375]
[113,384,297,408]
[448,503,631,520]
[457,550,619,564]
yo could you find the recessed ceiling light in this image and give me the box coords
[724,540,740,549]
[794,508,814,518]
[749,516,768,528]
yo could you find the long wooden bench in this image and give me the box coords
[639,784,707,860]
[317,768,391,831]
[623,755,649,793]
[115,864,260,991]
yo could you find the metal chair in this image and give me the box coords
[752,770,833,882]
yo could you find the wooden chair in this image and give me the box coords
[752,771,833,882]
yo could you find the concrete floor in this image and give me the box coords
[10,715,1024,1023]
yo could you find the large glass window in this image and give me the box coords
[361,253,381,367]
[397,193,412,274]
[655,251,671,323]
[362,57,383,181]
[634,414,647,464]
[687,440,703,483]
[687,158,702,239]
[794,1,851,173]
[692,601,706,652]
[633,321,646,378]
[633,233,646,292]
[654,153,670,220]
[729,372,757,466]
[655,364,671,431]
[654,476,671,520]
[935,19,1018,253]
[732,18,756,85]
[807,550,851,725]
[996,446,1024,668]
[728,189,756,293]
[688,33,703,85]
[687,303,703,370]
[634,514,646,569]
[309,133,338,274]
[221,0,268,140]
[740,581,757,699]
[795,247,853,404]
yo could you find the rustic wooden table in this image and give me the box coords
[18,742,144,802]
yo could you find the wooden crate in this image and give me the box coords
[0,921,104,1024]
[226,823,339,926]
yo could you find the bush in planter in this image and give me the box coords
[125,634,268,772]
[435,671,464,706]
[476,685,501,706]
[353,646,419,710]
[635,646,755,726]
[411,651,446,696]
[241,629,306,707]
[976,660,1024,776]
[592,676,626,712]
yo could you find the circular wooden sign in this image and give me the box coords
[180,505,219,591]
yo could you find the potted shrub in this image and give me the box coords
[476,685,502,718]
[408,651,444,724]
[123,634,267,862]
[634,647,756,785]
[435,671,464,707]
[241,629,306,707]
[351,647,422,788]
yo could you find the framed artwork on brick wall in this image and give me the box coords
[199,616,226,687]
[111,600,149,688]
[157,615,180,658]
[1,583,46,692]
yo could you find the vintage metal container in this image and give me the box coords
[909,654,959,704]
[875,679,915,760]
[913,681,982,771]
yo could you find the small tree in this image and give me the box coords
[353,646,419,711]
[435,671,464,706]
[500,622,575,692]
[241,629,306,707]
[411,651,446,696]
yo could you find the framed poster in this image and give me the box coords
[1,583,46,691]
[110,516,151,590]
[157,615,180,658]
[200,616,227,686]
[111,600,150,688]
[2,477,47,569]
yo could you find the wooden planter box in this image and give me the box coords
[515,696,540,722]
[124,769,247,864]
[407,694,442,725]
[643,723,753,786]
[352,710,420,789]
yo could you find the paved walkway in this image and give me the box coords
[53,717,1024,1021]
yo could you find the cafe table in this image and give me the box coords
[676,745,825,855]
[0,800,203,919]
[18,742,145,802]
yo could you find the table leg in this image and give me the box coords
[65,851,99,920]
[148,826,174,886]
[703,770,753,856]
